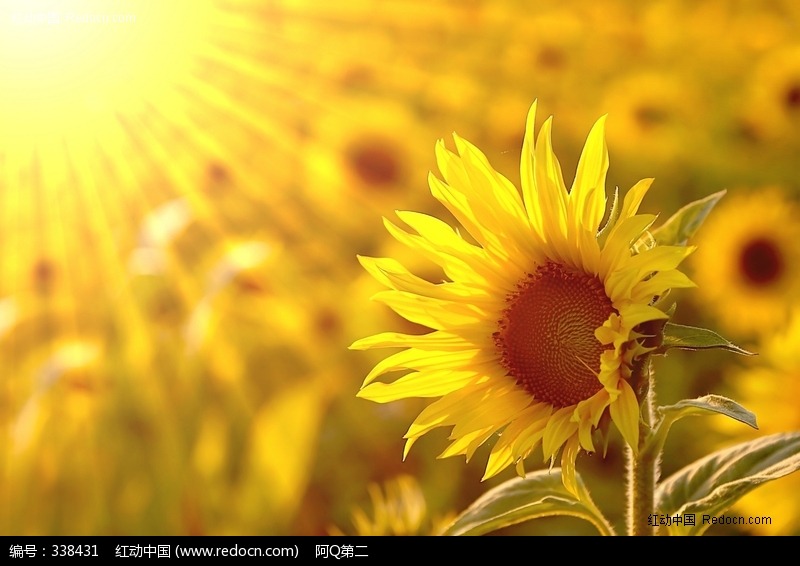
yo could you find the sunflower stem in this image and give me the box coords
[627,357,659,536]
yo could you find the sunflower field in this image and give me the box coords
[1,0,799,537]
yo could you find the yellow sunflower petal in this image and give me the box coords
[359,368,486,401]
[350,330,486,352]
[371,290,487,330]
[520,100,544,236]
[598,349,624,392]
[542,406,579,461]
[624,245,696,278]
[620,178,654,220]
[601,214,658,277]
[483,404,551,480]
[383,214,502,287]
[440,426,497,461]
[561,435,582,498]
[616,303,669,331]
[574,390,611,452]
[359,255,492,304]
[609,379,640,453]
[570,114,609,232]
[394,210,486,264]
[360,346,486,386]
[449,383,532,439]
[452,135,528,227]
[402,378,503,450]
[631,270,696,303]
[432,142,508,255]
[533,117,569,244]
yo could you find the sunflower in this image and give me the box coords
[330,475,455,536]
[601,71,705,167]
[691,187,800,338]
[303,95,433,230]
[742,45,800,144]
[352,102,694,493]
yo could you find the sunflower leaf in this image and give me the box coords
[655,432,800,535]
[657,322,754,355]
[651,189,726,246]
[649,395,758,457]
[442,469,615,536]
[659,395,758,430]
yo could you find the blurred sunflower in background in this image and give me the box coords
[691,188,800,340]
[602,71,706,168]
[742,45,800,144]
[330,475,455,536]
[353,102,694,493]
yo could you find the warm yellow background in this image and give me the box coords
[1,0,798,535]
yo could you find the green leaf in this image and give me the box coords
[648,395,758,458]
[442,469,615,536]
[660,395,758,430]
[657,322,754,355]
[652,190,726,246]
[655,432,800,535]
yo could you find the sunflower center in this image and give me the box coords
[32,258,57,294]
[634,105,669,129]
[784,84,800,111]
[739,237,783,286]
[494,262,615,408]
[346,139,401,187]
[536,46,566,70]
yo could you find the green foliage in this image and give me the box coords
[649,395,757,458]
[659,394,758,432]
[655,432,800,535]
[652,190,726,246]
[443,469,614,536]
[657,322,754,355]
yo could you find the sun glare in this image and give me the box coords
[0,1,235,336]
[0,1,212,149]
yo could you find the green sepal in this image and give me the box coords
[656,322,754,355]
[596,187,620,248]
[652,190,726,246]
[655,432,800,535]
[442,469,615,536]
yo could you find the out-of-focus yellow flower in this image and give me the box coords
[1,339,105,534]
[719,310,800,535]
[11,341,102,449]
[500,7,585,84]
[691,188,800,338]
[742,45,800,144]
[331,475,454,536]
[304,96,432,223]
[602,72,705,166]
[352,102,695,494]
